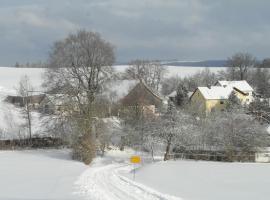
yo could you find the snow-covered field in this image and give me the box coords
[0,149,87,200]
[114,65,225,78]
[1,149,270,200]
[134,160,270,200]
[0,67,44,94]
[0,65,225,93]
[75,149,270,200]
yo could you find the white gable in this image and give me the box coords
[217,80,253,92]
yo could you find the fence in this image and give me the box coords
[168,152,256,162]
[0,137,64,150]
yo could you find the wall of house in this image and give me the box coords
[190,90,227,115]
[234,91,253,105]
[205,99,227,114]
[190,90,206,115]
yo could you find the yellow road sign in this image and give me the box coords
[130,156,141,164]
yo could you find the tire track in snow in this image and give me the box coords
[75,162,181,200]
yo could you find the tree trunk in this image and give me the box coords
[164,136,172,161]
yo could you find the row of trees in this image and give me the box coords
[122,92,269,161]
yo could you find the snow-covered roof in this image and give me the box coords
[168,91,177,98]
[197,86,233,100]
[217,80,253,92]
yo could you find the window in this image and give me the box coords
[220,101,224,104]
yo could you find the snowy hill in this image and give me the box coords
[0,68,47,140]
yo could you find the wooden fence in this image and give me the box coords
[168,152,256,162]
[0,137,64,150]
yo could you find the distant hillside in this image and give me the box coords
[116,60,227,67]
[162,60,227,67]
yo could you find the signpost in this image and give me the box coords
[130,155,141,180]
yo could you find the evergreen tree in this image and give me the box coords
[226,92,242,111]
[175,84,188,107]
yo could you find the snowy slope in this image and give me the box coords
[133,160,270,200]
[0,68,48,139]
[0,149,87,200]
[0,67,44,93]
[0,66,225,92]
[0,95,49,140]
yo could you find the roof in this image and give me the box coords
[5,94,46,104]
[121,81,164,107]
[196,86,233,100]
[216,80,253,92]
[168,91,193,98]
[168,91,177,98]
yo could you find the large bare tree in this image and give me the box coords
[43,30,115,164]
[124,60,166,91]
[226,52,256,80]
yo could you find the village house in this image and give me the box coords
[5,94,46,110]
[190,80,254,115]
[120,80,167,116]
[215,80,254,104]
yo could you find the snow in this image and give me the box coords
[0,149,87,200]
[217,80,254,92]
[168,91,177,98]
[75,150,181,200]
[114,65,226,78]
[0,67,44,93]
[164,66,225,78]
[106,79,138,101]
[134,160,270,200]
[1,148,270,200]
[198,86,233,100]
[0,98,50,140]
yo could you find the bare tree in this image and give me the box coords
[252,67,270,98]
[124,60,166,91]
[17,75,34,142]
[43,30,115,164]
[261,58,270,68]
[152,102,196,161]
[162,68,218,95]
[161,76,182,95]
[201,110,269,160]
[226,53,256,80]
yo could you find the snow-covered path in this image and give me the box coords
[75,152,181,200]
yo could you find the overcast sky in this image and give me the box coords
[0,0,270,65]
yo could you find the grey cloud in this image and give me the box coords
[0,0,270,65]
